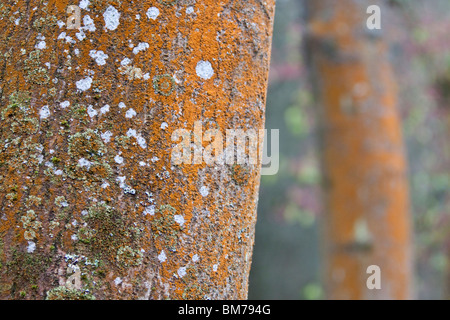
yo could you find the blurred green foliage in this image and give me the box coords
[249,0,450,300]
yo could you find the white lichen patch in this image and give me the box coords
[76,76,92,91]
[196,60,214,80]
[60,101,70,109]
[78,158,92,170]
[146,7,160,20]
[35,40,46,50]
[114,155,124,164]
[158,250,167,263]
[174,215,185,227]
[55,197,69,208]
[89,50,108,66]
[143,205,155,216]
[27,241,36,253]
[125,108,137,119]
[177,267,187,277]
[114,277,122,286]
[200,186,209,197]
[136,136,147,149]
[353,218,372,244]
[160,122,168,130]
[103,6,120,31]
[173,74,181,84]
[116,176,136,195]
[132,42,149,55]
[126,129,137,137]
[101,182,110,189]
[186,6,195,14]
[40,105,51,119]
[192,254,199,262]
[212,264,218,272]
[126,129,147,149]
[87,105,98,118]
[76,30,86,41]
[57,32,75,44]
[79,0,90,10]
[100,104,110,114]
[116,176,126,188]
[118,102,127,109]
[101,131,113,143]
[121,58,131,66]
[83,15,96,31]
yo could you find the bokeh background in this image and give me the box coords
[248,0,450,300]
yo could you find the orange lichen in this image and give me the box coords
[0,0,276,299]
[306,0,412,299]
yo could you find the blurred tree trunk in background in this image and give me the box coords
[0,0,275,299]
[435,71,450,299]
[305,0,413,299]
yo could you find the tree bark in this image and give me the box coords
[305,0,413,299]
[0,0,275,300]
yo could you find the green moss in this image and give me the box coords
[76,204,143,269]
[60,120,70,128]
[5,249,52,298]
[77,227,94,244]
[65,160,113,181]
[115,135,131,148]
[5,192,18,201]
[23,51,49,85]
[70,104,88,120]
[158,0,179,6]
[20,209,42,240]
[1,91,31,120]
[1,104,19,121]
[153,74,176,96]
[182,284,207,300]
[54,196,68,208]
[1,91,38,138]
[0,4,11,20]
[32,15,57,31]
[46,286,95,300]
[51,157,61,165]
[48,87,57,96]
[116,246,143,267]
[0,239,3,269]
[65,130,112,181]
[9,91,31,105]
[11,117,39,134]
[151,205,181,251]
[68,129,106,159]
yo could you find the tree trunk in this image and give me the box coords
[0,0,275,300]
[305,0,413,299]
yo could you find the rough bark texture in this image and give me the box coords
[305,0,413,299]
[0,0,275,300]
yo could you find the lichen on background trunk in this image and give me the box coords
[0,0,275,300]
[305,0,413,299]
